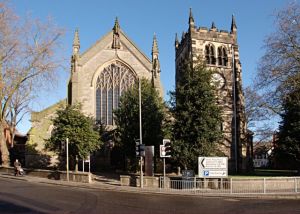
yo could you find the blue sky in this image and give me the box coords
[11,0,289,134]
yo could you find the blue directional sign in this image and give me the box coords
[204,171,209,176]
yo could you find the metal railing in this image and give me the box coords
[159,177,300,195]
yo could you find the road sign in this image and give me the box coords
[198,157,228,178]
[200,157,227,169]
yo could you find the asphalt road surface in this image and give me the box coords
[1,177,300,214]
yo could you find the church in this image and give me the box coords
[26,18,163,168]
[26,11,252,172]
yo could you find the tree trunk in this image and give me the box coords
[0,123,10,166]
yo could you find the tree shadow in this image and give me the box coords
[0,199,45,214]
[25,143,51,169]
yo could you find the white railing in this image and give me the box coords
[159,177,300,195]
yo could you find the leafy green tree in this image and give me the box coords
[274,74,300,173]
[170,60,223,170]
[46,104,102,169]
[114,79,166,171]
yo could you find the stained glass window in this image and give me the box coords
[96,62,136,125]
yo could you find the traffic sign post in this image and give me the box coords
[66,138,69,182]
[160,139,171,188]
[136,139,145,157]
[136,140,140,157]
[140,144,145,157]
[82,155,90,173]
[160,139,171,158]
[198,157,228,178]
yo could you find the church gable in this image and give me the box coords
[69,18,162,124]
[79,30,152,72]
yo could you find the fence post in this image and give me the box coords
[230,178,233,194]
[263,178,266,194]
[194,177,196,194]
[221,178,223,190]
[159,177,162,192]
[295,177,298,193]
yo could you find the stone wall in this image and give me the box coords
[26,100,66,168]
[0,166,91,183]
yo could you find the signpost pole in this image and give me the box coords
[83,160,85,172]
[163,157,166,188]
[88,155,91,174]
[66,138,69,182]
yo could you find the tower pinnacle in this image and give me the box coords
[72,28,80,55]
[151,33,160,79]
[189,8,195,27]
[152,33,159,54]
[112,17,121,49]
[175,33,179,48]
[211,22,216,29]
[231,14,237,34]
[113,17,120,34]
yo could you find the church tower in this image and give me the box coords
[175,9,250,172]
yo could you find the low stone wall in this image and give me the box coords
[60,171,91,183]
[120,175,131,186]
[136,176,160,188]
[0,166,91,183]
[120,175,160,188]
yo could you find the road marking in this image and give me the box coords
[224,199,240,202]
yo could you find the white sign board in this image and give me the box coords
[198,157,228,178]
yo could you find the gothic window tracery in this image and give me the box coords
[218,46,228,66]
[205,44,216,65]
[96,62,136,125]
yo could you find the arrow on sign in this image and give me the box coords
[201,158,205,168]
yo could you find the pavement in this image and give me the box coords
[1,172,300,199]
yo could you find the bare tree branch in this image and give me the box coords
[0,2,65,166]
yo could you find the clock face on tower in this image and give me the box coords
[212,73,225,89]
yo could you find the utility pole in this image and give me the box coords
[139,78,144,188]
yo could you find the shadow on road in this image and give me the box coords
[0,200,45,214]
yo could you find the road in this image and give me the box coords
[0,177,300,214]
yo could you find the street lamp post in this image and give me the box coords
[139,78,144,188]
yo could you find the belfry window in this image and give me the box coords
[96,62,136,125]
[218,47,228,66]
[205,44,216,65]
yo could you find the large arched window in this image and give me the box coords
[218,46,228,66]
[96,62,136,125]
[205,44,216,65]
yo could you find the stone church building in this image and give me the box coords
[26,12,252,172]
[26,18,163,168]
